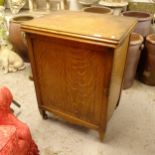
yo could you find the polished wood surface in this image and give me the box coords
[22,11,136,46]
[22,11,136,141]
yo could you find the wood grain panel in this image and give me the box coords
[107,35,130,120]
[32,35,113,125]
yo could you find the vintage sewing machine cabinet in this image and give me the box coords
[22,11,136,140]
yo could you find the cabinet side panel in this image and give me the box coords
[107,35,130,120]
[30,35,113,126]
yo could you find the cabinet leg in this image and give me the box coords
[39,109,48,120]
[99,131,105,142]
[115,95,121,109]
[29,75,33,81]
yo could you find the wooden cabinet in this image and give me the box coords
[22,11,136,140]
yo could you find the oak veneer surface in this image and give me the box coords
[22,11,136,46]
[21,11,136,140]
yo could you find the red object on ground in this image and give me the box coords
[0,87,39,155]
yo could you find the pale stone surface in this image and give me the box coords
[0,63,155,155]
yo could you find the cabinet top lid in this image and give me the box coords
[22,11,137,46]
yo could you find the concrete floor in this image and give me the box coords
[0,63,155,155]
